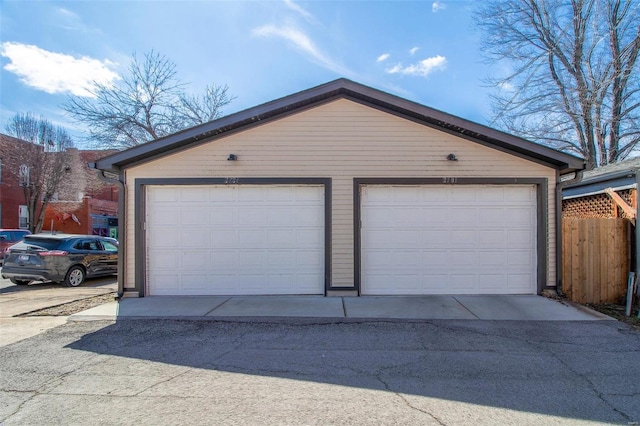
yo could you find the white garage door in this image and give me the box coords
[146,185,325,295]
[361,185,537,295]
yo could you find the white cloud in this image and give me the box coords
[432,1,446,12]
[57,7,82,30]
[283,0,314,22]
[409,47,420,55]
[377,53,390,62]
[253,25,348,75]
[498,81,515,91]
[1,42,119,97]
[386,55,447,77]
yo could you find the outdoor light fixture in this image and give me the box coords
[447,154,458,161]
[227,154,238,161]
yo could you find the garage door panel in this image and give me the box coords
[421,274,449,290]
[451,187,477,202]
[479,275,506,289]
[297,250,324,266]
[180,187,207,202]
[508,274,533,290]
[478,207,504,225]
[210,252,238,267]
[451,274,476,290]
[508,229,533,246]
[365,208,393,225]
[394,208,422,226]
[422,230,449,247]
[478,250,507,266]
[211,230,237,248]
[505,186,535,201]
[421,251,448,266]
[153,209,180,226]
[151,229,180,247]
[210,208,235,225]
[209,187,234,201]
[508,251,534,267]
[361,185,536,295]
[296,229,324,246]
[449,209,476,226]
[296,208,324,226]
[183,230,209,247]
[450,229,477,247]
[181,250,209,267]
[393,251,420,267]
[450,251,478,267]
[182,275,209,291]
[478,230,506,246]
[149,250,179,268]
[147,185,324,295]
[507,208,535,226]
[364,251,393,268]
[150,187,179,202]
[237,229,265,247]
[239,209,267,226]
[421,208,448,225]
[237,186,265,202]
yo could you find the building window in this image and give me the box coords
[91,214,118,238]
[18,164,30,187]
[18,205,29,229]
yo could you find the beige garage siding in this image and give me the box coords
[124,99,557,291]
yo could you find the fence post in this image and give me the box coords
[625,272,636,316]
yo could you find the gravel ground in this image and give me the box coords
[16,292,117,317]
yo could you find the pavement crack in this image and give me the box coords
[2,350,107,423]
[374,369,446,425]
[133,369,191,396]
[534,343,634,422]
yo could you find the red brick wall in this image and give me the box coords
[0,135,27,228]
[43,197,118,235]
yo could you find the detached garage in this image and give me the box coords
[93,79,584,298]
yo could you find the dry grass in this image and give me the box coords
[17,292,117,317]
[586,303,640,329]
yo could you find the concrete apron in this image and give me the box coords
[69,295,612,322]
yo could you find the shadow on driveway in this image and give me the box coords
[61,318,640,424]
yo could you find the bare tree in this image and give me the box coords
[477,0,640,169]
[2,113,78,233]
[63,51,234,149]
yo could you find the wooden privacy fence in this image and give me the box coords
[562,218,630,304]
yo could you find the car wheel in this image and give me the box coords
[10,279,30,285]
[63,266,86,287]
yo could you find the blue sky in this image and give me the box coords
[1,0,497,146]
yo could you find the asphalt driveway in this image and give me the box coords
[0,276,116,346]
[1,318,638,425]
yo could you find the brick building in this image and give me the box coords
[0,134,33,228]
[0,134,119,236]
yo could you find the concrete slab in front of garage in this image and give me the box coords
[344,296,477,319]
[69,294,613,322]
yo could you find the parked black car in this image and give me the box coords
[1,234,118,287]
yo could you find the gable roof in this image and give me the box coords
[563,156,640,198]
[92,78,585,173]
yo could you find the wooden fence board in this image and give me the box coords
[562,218,629,304]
